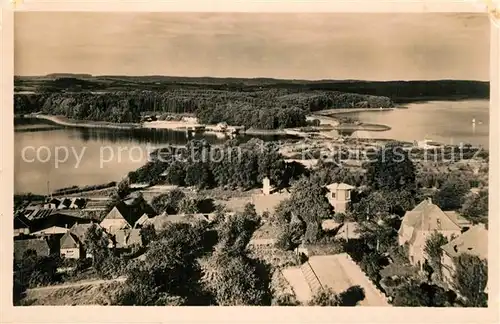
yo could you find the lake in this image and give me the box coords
[14,120,288,194]
[335,100,489,147]
[14,100,490,194]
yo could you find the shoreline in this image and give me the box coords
[29,114,142,130]
[23,114,319,137]
[22,108,394,138]
[313,107,395,133]
[24,107,396,138]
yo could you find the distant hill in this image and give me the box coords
[14,75,489,102]
[45,73,93,79]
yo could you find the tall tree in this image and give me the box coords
[460,189,488,224]
[392,280,452,307]
[433,176,471,211]
[84,224,110,266]
[151,189,186,214]
[308,286,366,306]
[201,251,269,306]
[452,254,488,307]
[366,146,416,192]
[424,231,448,281]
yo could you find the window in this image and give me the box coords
[332,192,336,199]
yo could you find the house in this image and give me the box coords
[14,213,31,237]
[398,198,462,269]
[134,213,152,228]
[69,197,87,209]
[14,237,51,260]
[29,211,91,236]
[325,183,355,213]
[215,122,228,132]
[32,225,70,237]
[281,254,390,306]
[181,116,198,124]
[43,198,61,209]
[60,232,81,259]
[441,224,488,289]
[57,198,72,209]
[100,202,146,234]
[59,223,109,259]
[443,211,472,231]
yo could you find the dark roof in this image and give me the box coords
[59,198,72,208]
[72,198,87,208]
[28,208,54,220]
[30,211,92,233]
[14,238,51,260]
[48,198,61,205]
[14,213,31,229]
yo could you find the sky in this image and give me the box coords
[14,12,490,81]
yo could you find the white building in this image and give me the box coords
[325,183,354,213]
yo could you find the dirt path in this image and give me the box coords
[27,276,126,292]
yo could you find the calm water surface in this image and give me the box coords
[337,100,489,147]
[14,121,287,194]
[15,100,490,194]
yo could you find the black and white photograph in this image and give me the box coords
[11,11,493,308]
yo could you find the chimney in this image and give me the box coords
[427,197,432,204]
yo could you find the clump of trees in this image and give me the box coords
[128,139,307,189]
[366,145,416,192]
[308,286,366,306]
[13,251,61,304]
[202,204,272,305]
[114,222,210,305]
[84,224,125,279]
[460,189,488,224]
[452,254,488,307]
[275,176,334,247]
[150,188,186,214]
[392,279,455,307]
[433,176,471,211]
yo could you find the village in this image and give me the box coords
[13,137,489,306]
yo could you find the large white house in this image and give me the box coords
[440,224,488,290]
[398,198,462,269]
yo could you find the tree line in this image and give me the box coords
[14,81,393,128]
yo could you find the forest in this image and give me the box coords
[14,86,392,129]
[14,75,488,129]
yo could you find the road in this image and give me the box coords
[27,276,126,292]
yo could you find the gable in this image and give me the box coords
[400,199,461,235]
[104,206,127,221]
[60,232,79,249]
